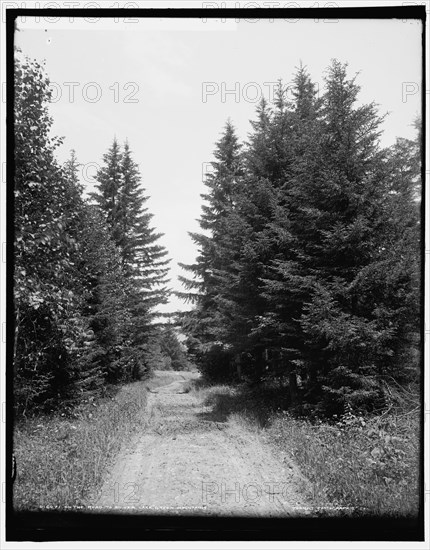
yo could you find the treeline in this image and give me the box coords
[180,61,421,415]
[14,52,184,416]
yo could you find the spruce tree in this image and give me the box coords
[295,60,400,413]
[78,204,136,384]
[218,84,299,381]
[92,139,170,368]
[258,66,323,402]
[179,121,244,379]
[121,141,170,311]
[181,60,420,412]
[90,138,123,245]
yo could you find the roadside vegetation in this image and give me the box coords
[13,371,190,511]
[13,381,149,510]
[14,51,179,419]
[192,377,420,517]
[13,52,191,511]
[13,50,420,518]
[178,59,421,518]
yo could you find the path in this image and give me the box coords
[91,370,309,516]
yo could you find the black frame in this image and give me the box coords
[5,4,427,542]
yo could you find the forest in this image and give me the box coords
[12,49,422,521]
[13,53,421,418]
[14,51,190,417]
[180,61,421,416]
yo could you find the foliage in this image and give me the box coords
[91,139,171,364]
[190,378,419,517]
[14,52,91,413]
[13,52,172,415]
[14,381,149,510]
[268,403,420,516]
[144,325,192,371]
[180,60,421,415]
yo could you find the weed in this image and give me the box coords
[13,381,148,510]
[266,405,420,516]
[195,379,420,516]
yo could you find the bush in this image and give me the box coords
[197,345,234,382]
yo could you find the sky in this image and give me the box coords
[15,14,422,315]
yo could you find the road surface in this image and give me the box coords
[90,370,310,516]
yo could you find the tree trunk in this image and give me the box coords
[234,355,242,381]
[289,371,299,407]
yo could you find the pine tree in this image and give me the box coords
[294,60,402,413]
[352,123,421,385]
[258,65,323,402]
[179,121,244,379]
[258,63,420,412]
[181,60,420,412]
[120,142,170,358]
[90,138,123,245]
[92,139,170,368]
[78,204,137,384]
[216,83,299,382]
[158,325,190,371]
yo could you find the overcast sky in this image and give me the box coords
[15,15,422,315]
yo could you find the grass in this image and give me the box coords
[14,369,420,516]
[147,369,187,390]
[266,405,420,516]
[195,379,421,517]
[13,380,149,511]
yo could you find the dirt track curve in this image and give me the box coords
[91,370,310,516]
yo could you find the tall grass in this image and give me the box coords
[13,381,149,510]
[266,406,420,516]
[195,379,421,517]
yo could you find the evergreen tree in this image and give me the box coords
[294,60,410,413]
[90,138,123,245]
[183,60,420,414]
[216,83,299,381]
[120,141,170,359]
[13,54,171,413]
[258,66,323,402]
[92,139,170,367]
[77,204,141,384]
[179,121,244,379]
[158,326,191,371]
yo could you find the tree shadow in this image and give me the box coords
[196,381,291,428]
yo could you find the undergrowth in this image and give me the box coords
[13,380,149,511]
[267,404,420,516]
[196,378,421,517]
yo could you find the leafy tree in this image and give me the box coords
[14,53,90,413]
[13,54,155,414]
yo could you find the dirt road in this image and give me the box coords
[91,370,310,516]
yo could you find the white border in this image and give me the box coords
[0,1,428,549]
